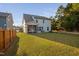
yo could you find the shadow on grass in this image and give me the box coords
[30,32,79,48]
[5,36,19,56]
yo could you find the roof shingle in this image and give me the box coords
[23,14,51,22]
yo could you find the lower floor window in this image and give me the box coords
[47,27,49,31]
[38,27,43,31]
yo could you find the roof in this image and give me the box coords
[0,12,12,17]
[23,14,34,22]
[23,14,51,22]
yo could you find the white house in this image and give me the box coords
[22,14,51,33]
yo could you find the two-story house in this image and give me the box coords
[22,14,51,33]
[0,12,13,29]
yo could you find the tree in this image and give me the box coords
[55,5,64,20]
[53,5,65,30]
[51,3,79,32]
[51,18,57,30]
[63,3,79,31]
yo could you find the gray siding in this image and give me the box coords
[0,16,6,29]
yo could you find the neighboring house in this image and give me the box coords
[13,26,22,32]
[0,12,13,29]
[22,14,51,33]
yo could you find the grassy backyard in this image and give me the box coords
[6,32,79,56]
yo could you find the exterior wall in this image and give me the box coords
[23,19,28,33]
[0,16,7,29]
[6,15,13,29]
[33,18,51,33]
[36,19,44,33]
[43,20,51,32]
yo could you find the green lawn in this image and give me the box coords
[6,32,79,56]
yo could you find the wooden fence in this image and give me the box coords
[0,29,16,52]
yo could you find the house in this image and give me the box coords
[22,14,51,33]
[0,12,13,29]
[13,26,23,32]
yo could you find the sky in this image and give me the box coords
[0,3,67,26]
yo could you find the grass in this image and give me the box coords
[31,32,79,48]
[5,32,79,56]
[14,32,79,56]
[5,37,19,56]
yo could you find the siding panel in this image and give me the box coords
[0,16,6,29]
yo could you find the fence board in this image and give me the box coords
[4,30,10,49]
[0,29,4,50]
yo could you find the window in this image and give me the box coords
[38,27,43,31]
[42,27,43,30]
[38,27,41,31]
[47,27,49,31]
[36,20,38,23]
